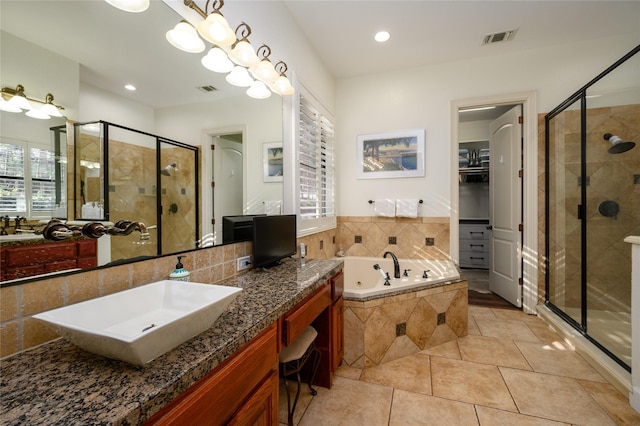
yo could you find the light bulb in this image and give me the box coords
[229,41,259,68]
[25,107,50,120]
[105,0,149,13]
[197,13,236,47]
[0,99,21,113]
[251,59,278,84]
[271,75,295,96]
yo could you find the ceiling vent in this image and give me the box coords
[482,29,518,45]
[197,85,218,93]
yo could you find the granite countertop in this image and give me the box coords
[0,258,343,425]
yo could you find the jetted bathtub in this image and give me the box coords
[342,256,461,300]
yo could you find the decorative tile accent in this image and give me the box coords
[355,235,362,243]
[389,236,397,245]
[343,281,467,368]
[425,237,435,246]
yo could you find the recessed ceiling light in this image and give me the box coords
[374,31,390,43]
[124,84,136,91]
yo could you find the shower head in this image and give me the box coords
[161,162,178,176]
[603,133,636,154]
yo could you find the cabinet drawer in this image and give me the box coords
[459,224,489,240]
[459,239,489,253]
[283,283,330,346]
[459,251,489,268]
[4,242,76,266]
[331,271,344,302]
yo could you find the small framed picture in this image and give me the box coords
[357,129,425,179]
[263,142,283,182]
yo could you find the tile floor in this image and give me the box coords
[279,306,640,425]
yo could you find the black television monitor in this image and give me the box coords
[252,215,297,268]
[222,215,265,244]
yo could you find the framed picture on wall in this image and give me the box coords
[263,142,283,182]
[356,129,425,179]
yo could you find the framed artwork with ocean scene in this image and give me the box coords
[263,142,283,182]
[356,129,425,179]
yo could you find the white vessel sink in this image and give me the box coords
[34,280,242,365]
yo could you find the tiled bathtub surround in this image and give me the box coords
[336,216,450,259]
[0,241,251,358]
[343,281,468,368]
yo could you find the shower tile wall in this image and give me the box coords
[160,147,198,255]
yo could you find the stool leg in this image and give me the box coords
[307,346,320,396]
[288,370,303,426]
[282,367,294,426]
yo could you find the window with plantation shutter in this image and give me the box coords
[0,141,58,216]
[297,87,335,235]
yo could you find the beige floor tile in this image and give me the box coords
[420,339,461,360]
[360,353,432,395]
[467,313,481,335]
[390,389,478,426]
[524,320,565,344]
[430,357,517,411]
[476,406,571,425]
[492,308,541,324]
[458,335,532,370]
[468,305,497,320]
[334,364,362,380]
[474,317,540,342]
[299,376,393,426]
[579,379,640,425]
[279,378,315,426]
[500,367,616,425]
[515,340,607,382]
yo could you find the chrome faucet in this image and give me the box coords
[383,251,401,279]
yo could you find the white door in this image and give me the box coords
[489,106,522,307]
[212,136,243,243]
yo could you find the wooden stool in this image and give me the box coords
[279,326,320,426]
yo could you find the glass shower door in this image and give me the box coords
[546,97,583,327]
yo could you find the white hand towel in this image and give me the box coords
[264,200,282,215]
[374,199,396,217]
[396,199,420,218]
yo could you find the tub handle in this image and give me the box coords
[422,270,430,278]
[403,269,411,277]
[384,272,391,286]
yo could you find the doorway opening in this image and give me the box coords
[450,92,538,314]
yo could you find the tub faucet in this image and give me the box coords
[383,251,401,279]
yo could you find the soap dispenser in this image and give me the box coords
[169,256,190,282]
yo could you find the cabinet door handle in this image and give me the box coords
[470,256,485,260]
[470,244,484,247]
[469,231,484,235]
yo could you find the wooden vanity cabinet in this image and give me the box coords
[146,322,279,426]
[331,271,344,372]
[0,239,97,281]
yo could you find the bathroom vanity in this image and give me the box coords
[0,258,343,425]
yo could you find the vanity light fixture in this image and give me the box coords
[246,80,271,99]
[193,0,236,47]
[201,46,234,73]
[7,84,31,110]
[104,0,149,13]
[166,21,205,53]
[226,66,254,87]
[228,23,260,68]
[270,62,295,96]
[1,85,65,119]
[250,45,279,84]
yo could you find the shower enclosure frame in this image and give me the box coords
[73,120,200,258]
[544,44,640,372]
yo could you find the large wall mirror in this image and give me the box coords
[0,0,284,284]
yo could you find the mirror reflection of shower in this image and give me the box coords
[161,162,178,176]
[603,133,636,154]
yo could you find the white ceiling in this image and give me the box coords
[1,1,639,111]
[283,0,640,79]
